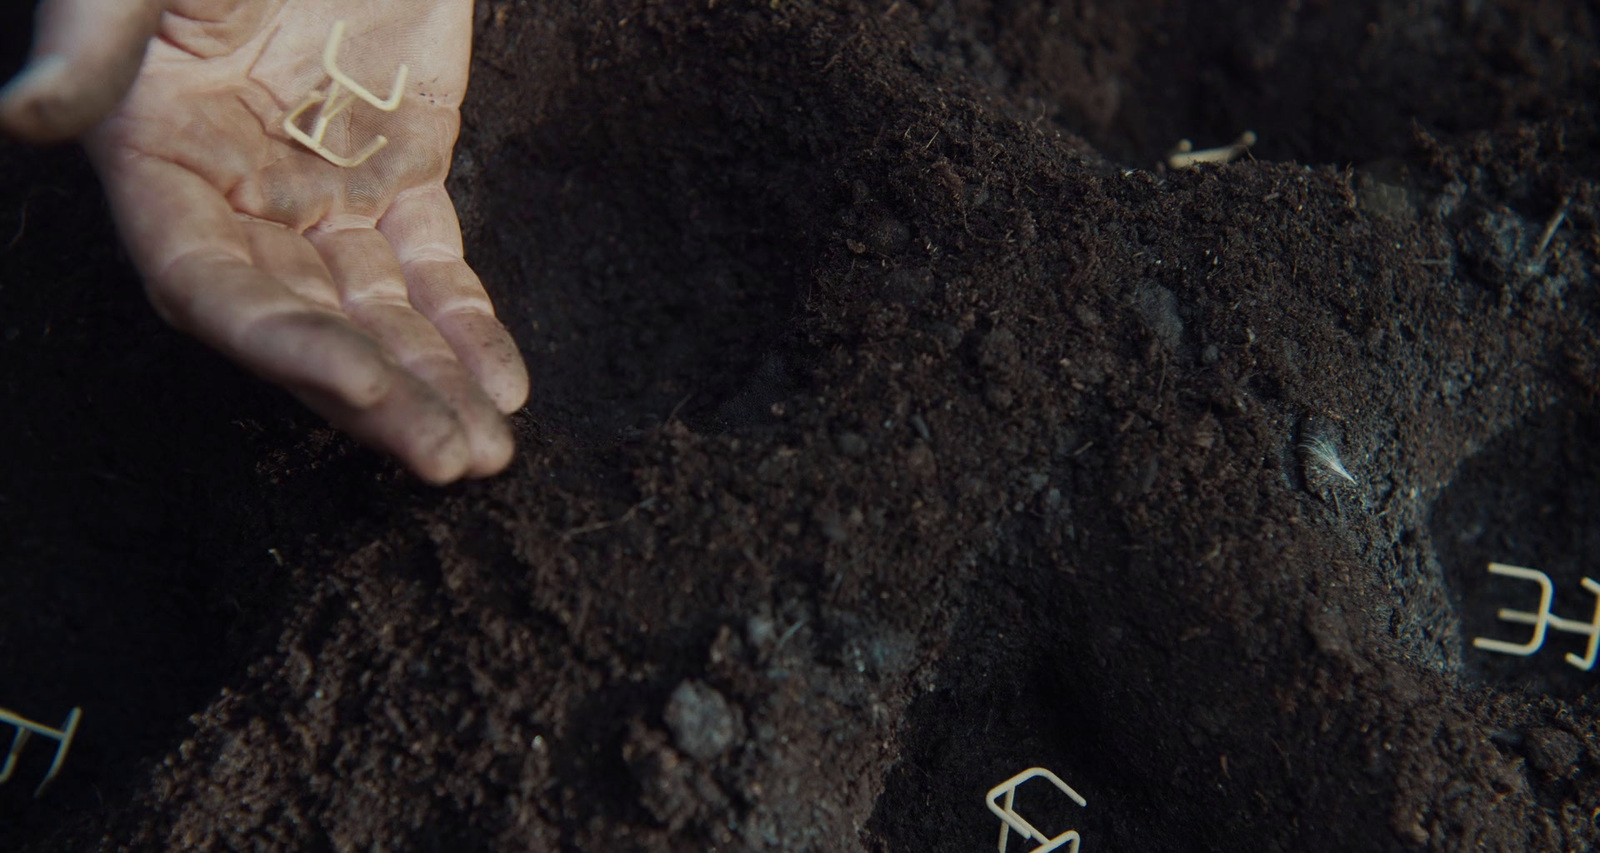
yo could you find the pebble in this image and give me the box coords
[664,680,742,762]
[837,431,869,457]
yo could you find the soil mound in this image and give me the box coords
[4,0,1600,850]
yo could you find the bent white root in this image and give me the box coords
[1168,131,1257,169]
[0,704,82,797]
[282,20,410,168]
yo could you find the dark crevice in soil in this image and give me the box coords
[926,0,1599,169]
[1434,401,1600,700]
[466,22,861,442]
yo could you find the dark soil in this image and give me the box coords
[4,0,1600,850]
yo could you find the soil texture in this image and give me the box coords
[4,0,1600,851]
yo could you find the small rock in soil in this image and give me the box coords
[664,680,743,762]
[836,431,869,457]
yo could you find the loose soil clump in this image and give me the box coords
[4,0,1600,850]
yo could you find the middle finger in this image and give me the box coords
[307,220,514,476]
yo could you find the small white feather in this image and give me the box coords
[1301,436,1357,484]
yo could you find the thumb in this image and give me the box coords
[0,0,167,144]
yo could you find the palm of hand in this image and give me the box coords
[87,0,527,483]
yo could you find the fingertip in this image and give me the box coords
[0,56,70,104]
[398,357,515,480]
[4,0,165,143]
[292,376,475,486]
[435,311,529,414]
[464,414,517,479]
[485,346,530,414]
[409,423,474,485]
[0,55,81,143]
[389,399,474,485]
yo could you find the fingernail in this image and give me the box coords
[0,55,70,108]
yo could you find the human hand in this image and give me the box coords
[2,0,528,483]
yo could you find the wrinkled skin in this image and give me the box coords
[1,0,528,483]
